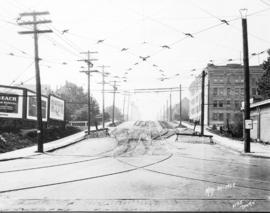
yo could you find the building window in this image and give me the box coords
[235,100,240,109]
[219,100,223,108]
[213,113,218,120]
[219,88,224,96]
[213,100,217,107]
[252,88,257,96]
[226,100,230,106]
[219,113,224,121]
[251,78,256,85]
[226,113,231,121]
[241,88,244,96]
[227,88,231,96]
[213,88,218,96]
[235,88,240,96]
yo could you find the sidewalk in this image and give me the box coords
[182,121,270,159]
[0,131,86,162]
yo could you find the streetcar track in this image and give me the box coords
[168,142,263,167]
[0,155,110,174]
[116,137,142,157]
[174,164,270,184]
[0,142,119,174]
[165,143,270,183]
[116,158,270,192]
[2,198,268,201]
[43,144,117,158]
[0,154,173,194]
[174,154,260,167]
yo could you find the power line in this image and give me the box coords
[9,61,34,86]
[260,0,270,6]
[149,6,270,59]
[50,25,83,54]
[44,34,82,58]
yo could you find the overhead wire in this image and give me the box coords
[2,2,270,96]
[260,0,270,6]
[50,25,83,55]
[149,5,270,59]
[9,61,34,86]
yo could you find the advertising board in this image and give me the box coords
[26,91,48,121]
[49,95,65,121]
[0,86,24,118]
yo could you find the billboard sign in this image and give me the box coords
[49,95,65,121]
[27,91,48,121]
[0,87,24,118]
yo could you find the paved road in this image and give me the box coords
[0,126,270,211]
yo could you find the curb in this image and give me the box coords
[239,152,270,159]
[46,136,86,153]
[182,122,270,159]
[0,134,86,162]
[211,135,270,159]
[0,153,41,162]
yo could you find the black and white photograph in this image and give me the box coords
[0,0,270,212]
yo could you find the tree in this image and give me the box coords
[103,112,110,122]
[105,106,123,122]
[55,81,100,122]
[258,49,270,100]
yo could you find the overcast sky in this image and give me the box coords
[0,0,270,119]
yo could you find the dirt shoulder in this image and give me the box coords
[0,126,80,153]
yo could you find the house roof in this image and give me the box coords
[250,99,270,109]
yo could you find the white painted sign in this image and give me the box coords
[26,91,48,121]
[49,95,65,121]
[245,119,253,129]
[0,87,24,118]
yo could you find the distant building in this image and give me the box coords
[189,63,264,127]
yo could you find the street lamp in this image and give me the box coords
[239,8,248,19]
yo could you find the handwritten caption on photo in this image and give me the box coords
[205,183,236,197]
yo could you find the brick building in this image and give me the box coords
[189,63,264,127]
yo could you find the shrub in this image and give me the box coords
[231,113,243,138]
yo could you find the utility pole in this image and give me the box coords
[111,81,120,125]
[79,51,98,135]
[18,11,52,153]
[201,70,206,135]
[179,84,182,127]
[240,9,251,153]
[98,65,110,128]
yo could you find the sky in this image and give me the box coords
[0,0,270,120]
